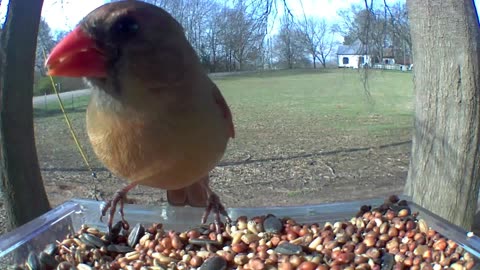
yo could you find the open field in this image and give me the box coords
[1,68,414,233]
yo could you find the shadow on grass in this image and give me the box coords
[40,140,412,173]
[219,140,412,167]
[33,107,87,118]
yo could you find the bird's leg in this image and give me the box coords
[200,178,231,233]
[101,182,137,231]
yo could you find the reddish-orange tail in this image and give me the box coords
[167,175,209,207]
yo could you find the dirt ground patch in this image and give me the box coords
[40,140,410,209]
[0,130,411,234]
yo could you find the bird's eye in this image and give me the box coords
[112,16,139,37]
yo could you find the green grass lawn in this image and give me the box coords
[216,68,413,135]
[33,95,90,117]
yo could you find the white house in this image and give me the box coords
[381,47,395,65]
[337,40,371,68]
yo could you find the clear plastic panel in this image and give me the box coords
[0,197,479,266]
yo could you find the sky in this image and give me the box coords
[0,0,407,33]
[36,0,370,32]
[0,0,479,35]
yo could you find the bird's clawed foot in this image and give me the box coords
[201,192,231,233]
[101,189,130,232]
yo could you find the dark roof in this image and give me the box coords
[337,40,367,55]
[383,47,395,58]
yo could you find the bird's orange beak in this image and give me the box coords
[45,27,107,78]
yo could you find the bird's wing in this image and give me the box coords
[212,85,235,139]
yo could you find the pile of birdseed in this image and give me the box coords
[12,196,479,270]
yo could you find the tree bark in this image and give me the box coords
[404,0,480,229]
[0,0,50,231]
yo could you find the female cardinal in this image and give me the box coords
[45,0,234,231]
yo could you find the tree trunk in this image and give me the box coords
[404,0,480,230]
[318,55,326,68]
[312,55,316,69]
[211,45,216,73]
[0,0,50,231]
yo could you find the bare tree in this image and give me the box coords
[385,1,412,65]
[143,0,290,72]
[336,5,365,46]
[405,0,480,229]
[275,16,296,69]
[273,15,308,69]
[152,0,187,25]
[219,1,267,70]
[263,36,274,69]
[297,16,335,68]
[0,0,51,231]
[203,4,225,72]
[54,29,69,42]
[337,2,391,64]
[35,17,55,75]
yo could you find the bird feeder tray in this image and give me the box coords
[0,197,479,268]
